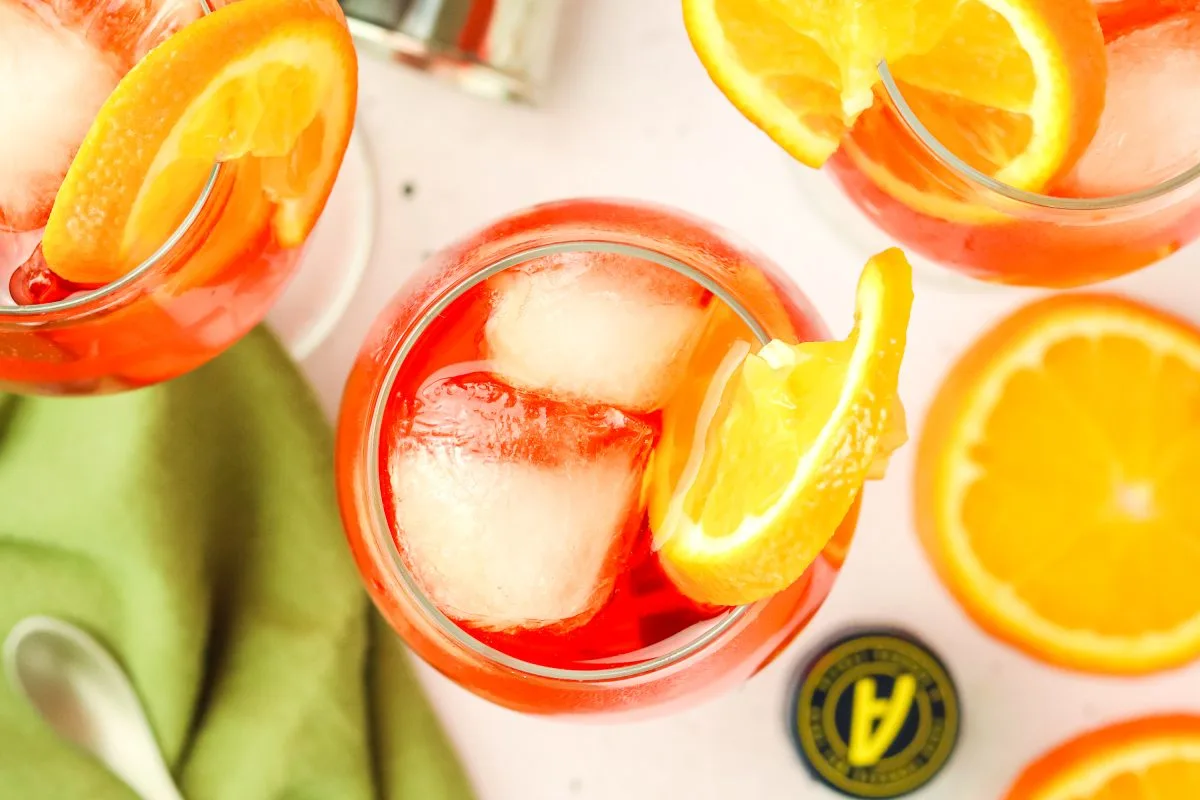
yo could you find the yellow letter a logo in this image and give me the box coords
[847,674,917,767]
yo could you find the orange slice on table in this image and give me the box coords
[917,294,1200,674]
[684,0,1107,222]
[650,249,912,606]
[1004,715,1200,800]
[42,0,357,284]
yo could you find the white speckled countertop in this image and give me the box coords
[296,1,1200,797]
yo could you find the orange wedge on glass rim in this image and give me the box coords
[683,0,1107,221]
[650,249,912,607]
[918,294,1200,674]
[1004,715,1200,800]
[42,0,357,284]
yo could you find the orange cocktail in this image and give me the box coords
[686,0,1200,287]
[0,0,356,394]
[337,199,909,716]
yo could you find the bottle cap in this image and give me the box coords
[789,629,961,799]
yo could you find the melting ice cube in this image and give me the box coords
[386,374,656,632]
[1059,12,1200,197]
[0,0,200,233]
[484,251,710,412]
[0,1,121,231]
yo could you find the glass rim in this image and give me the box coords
[0,166,222,319]
[878,61,1200,211]
[365,239,774,682]
[0,0,219,321]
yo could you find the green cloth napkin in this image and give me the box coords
[0,328,476,800]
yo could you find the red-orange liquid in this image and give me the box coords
[827,147,1200,287]
[0,160,302,394]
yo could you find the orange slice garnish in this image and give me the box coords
[650,250,911,606]
[917,294,1200,674]
[684,0,1106,221]
[43,0,356,284]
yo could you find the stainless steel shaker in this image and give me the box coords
[339,0,565,104]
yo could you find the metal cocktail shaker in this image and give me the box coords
[339,0,564,104]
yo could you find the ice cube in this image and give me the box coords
[0,0,201,233]
[0,0,122,232]
[1058,12,1200,197]
[386,374,655,632]
[484,251,710,412]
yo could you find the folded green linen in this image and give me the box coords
[0,328,475,800]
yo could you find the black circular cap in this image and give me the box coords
[789,629,961,799]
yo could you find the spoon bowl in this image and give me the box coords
[3,616,184,800]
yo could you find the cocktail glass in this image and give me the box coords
[336,198,861,716]
[797,5,1200,288]
[0,0,367,394]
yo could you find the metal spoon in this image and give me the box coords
[3,616,185,800]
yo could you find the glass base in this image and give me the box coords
[790,158,1007,296]
[266,126,377,360]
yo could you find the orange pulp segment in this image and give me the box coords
[917,294,1200,674]
[43,0,356,283]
